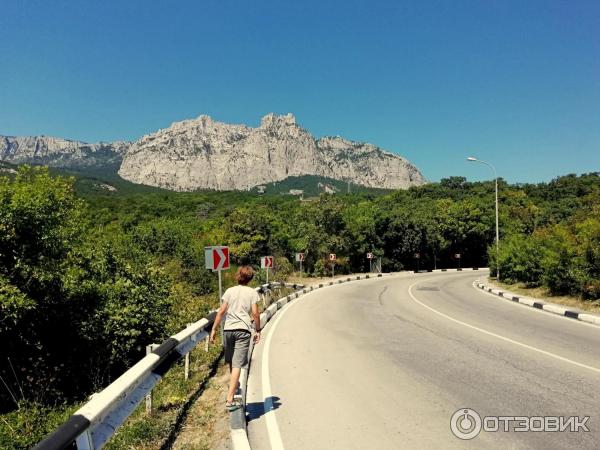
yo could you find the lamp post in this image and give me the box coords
[467,156,500,279]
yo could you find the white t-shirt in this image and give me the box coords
[222,285,260,332]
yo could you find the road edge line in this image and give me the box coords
[408,282,600,374]
[473,280,600,328]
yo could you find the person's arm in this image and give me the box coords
[252,302,261,343]
[209,302,229,344]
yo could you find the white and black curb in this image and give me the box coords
[475,281,600,327]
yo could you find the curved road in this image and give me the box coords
[246,271,600,449]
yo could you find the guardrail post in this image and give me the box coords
[75,430,94,450]
[184,324,193,380]
[145,343,159,415]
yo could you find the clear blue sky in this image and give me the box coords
[1,0,598,183]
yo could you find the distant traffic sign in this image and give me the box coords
[261,256,274,268]
[295,252,305,262]
[455,253,461,259]
[414,253,420,259]
[367,252,374,259]
[329,253,337,261]
[205,246,229,271]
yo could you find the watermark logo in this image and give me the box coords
[450,408,590,440]
[450,408,482,440]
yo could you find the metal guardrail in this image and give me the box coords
[34,282,304,450]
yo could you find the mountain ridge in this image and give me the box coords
[1,113,425,191]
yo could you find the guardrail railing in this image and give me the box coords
[34,281,304,450]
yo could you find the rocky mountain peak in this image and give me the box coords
[260,113,297,128]
[118,113,425,191]
[0,135,129,170]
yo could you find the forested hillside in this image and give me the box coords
[1,166,598,446]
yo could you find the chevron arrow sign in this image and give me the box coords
[205,246,230,271]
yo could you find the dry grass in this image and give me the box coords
[488,279,600,314]
[104,342,223,450]
[170,364,231,450]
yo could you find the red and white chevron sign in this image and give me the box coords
[261,256,274,268]
[205,246,230,271]
[295,252,305,262]
[367,252,373,259]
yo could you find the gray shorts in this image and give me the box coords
[224,330,251,368]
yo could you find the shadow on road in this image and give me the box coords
[246,396,282,421]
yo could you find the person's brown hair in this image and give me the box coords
[236,266,254,285]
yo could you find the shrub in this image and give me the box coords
[540,225,582,296]
[494,234,544,286]
[274,256,293,280]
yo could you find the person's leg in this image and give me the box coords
[226,331,251,405]
[227,367,242,403]
[223,331,234,381]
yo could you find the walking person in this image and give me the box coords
[210,265,261,411]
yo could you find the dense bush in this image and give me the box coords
[0,168,174,411]
[492,216,600,299]
[494,234,544,286]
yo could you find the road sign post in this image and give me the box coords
[261,256,274,283]
[218,269,223,302]
[367,252,373,273]
[414,252,420,272]
[295,252,305,275]
[455,253,461,269]
[205,246,230,343]
[329,253,336,278]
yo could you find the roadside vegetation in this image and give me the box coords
[488,280,600,314]
[0,165,598,448]
[490,174,600,300]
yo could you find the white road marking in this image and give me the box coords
[471,280,600,329]
[408,281,600,375]
[259,276,381,450]
[262,289,309,450]
[262,318,286,449]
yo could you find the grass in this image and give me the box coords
[0,401,81,449]
[170,364,231,450]
[104,342,223,450]
[488,279,600,314]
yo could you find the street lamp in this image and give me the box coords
[467,156,500,279]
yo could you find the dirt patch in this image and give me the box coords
[488,279,600,314]
[171,363,232,450]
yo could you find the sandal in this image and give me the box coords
[225,399,242,412]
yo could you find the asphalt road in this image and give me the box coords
[246,271,600,449]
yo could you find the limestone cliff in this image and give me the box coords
[118,113,425,190]
[0,135,129,170]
